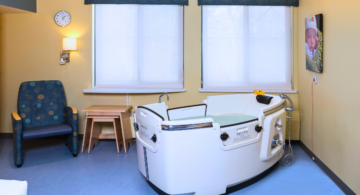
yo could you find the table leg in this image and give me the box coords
[120,111,133,153]
[113,118,122,153]
[88,121,101,153]
[81,117,92,153]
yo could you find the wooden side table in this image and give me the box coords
[81,105,133,154]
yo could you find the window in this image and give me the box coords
[202,6,292,91]
[95,5,184,89]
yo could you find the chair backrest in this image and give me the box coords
[17,80,66,129]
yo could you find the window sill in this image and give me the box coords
[83,88,186,94]
[199,89,297,94]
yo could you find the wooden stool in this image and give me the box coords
[81,105,133,154]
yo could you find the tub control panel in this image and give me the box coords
[220,120,260,147]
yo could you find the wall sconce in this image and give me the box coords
[60,38,77,65]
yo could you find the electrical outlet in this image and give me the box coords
[313,74,317,84]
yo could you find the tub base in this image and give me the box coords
[224,161,278,194]
[147,161,279,195]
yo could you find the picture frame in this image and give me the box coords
[305,14,323,73]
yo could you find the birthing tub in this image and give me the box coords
[134,94,286,195]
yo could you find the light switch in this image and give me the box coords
[313,74,317,84]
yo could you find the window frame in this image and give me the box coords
[85,4,186,94]
[200,6,296,94]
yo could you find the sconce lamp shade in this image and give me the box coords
[63,38,77,51]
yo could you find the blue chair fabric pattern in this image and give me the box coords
[18,81,66,129]
[65,106,79,155]
[12,80,78,166]
[11,114,23,166]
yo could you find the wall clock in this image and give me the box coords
[54,11,71,27]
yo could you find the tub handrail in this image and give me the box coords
[161,122,213,131]
[258,98,286,127]
[161,118,214,131]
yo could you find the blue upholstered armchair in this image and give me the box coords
[11,80,78,167]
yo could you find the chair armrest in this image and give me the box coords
[67,106,78,114]
[11,111,23,134]
[66,106,79,134]
[12,111,21,121]
[11,111,24,166]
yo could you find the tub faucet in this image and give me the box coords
[279,93,295,166]
[279,93,293,111]
[159,92,169,103]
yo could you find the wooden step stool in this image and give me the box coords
[81,105,133,154]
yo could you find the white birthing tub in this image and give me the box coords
[134,94,286,195]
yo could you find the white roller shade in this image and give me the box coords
[95,5,184,89]
[202,6,292,90]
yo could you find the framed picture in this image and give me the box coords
[305,14,323,73]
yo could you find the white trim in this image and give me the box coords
[291,6,294,90]
[92,4,95,88]
[126,94,129,105]
[198,89,297,94]
[83,88,186,94]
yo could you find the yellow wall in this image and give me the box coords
[297,0,360,193]
[0,0,299,139]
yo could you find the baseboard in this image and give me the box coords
[298,141,356,195]
[285,140,299,144]
[0,133,13,139]
[0,133,84,140]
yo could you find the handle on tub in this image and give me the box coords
[159,92,169,103]
[255,125,263,133]
[151,134,157,143]
[275,123,283,128]
[273,139,284,146]
[140,111,147,117]
[133,122,139,131]
[220,133,229,141]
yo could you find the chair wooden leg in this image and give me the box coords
[94,137,100,147]
[88,121,101,153]
[120,112,132,154]
[129,139,134,146]
[81,117,92,153]
[113,118,122,153]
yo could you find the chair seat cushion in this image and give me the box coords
[23,124,72,140]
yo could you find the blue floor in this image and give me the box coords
[0,139,344,195]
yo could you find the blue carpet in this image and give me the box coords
[0,139,344,195]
